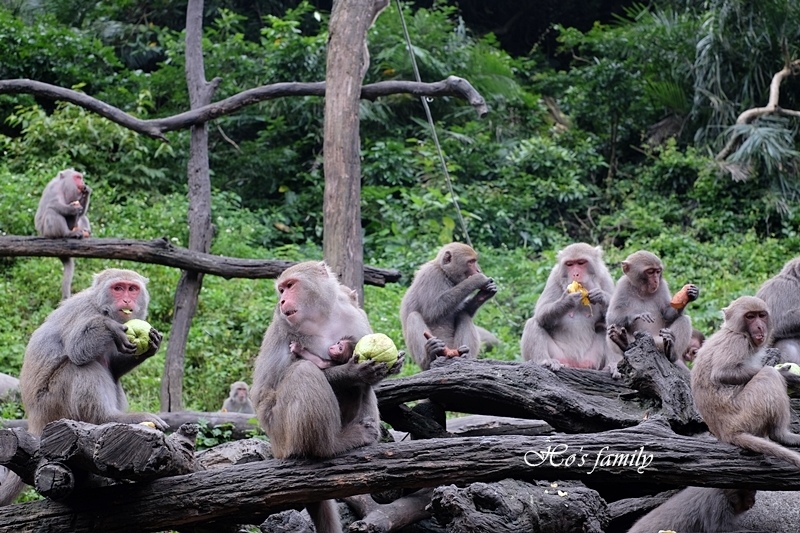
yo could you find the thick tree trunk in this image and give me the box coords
[322,0,379,301]
[161,0,218,412]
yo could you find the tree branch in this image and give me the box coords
[0,76,488,141]
[0,236,400,286]
[0,419,798,532]
[716,59,800,160]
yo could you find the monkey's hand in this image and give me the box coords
[685,284,699,302]
[632,312,655,324]
[387,351,405,375]
[120,412,169,431]
[352,357,391,385]
[607,324,629,351]
[425,335,448,359]
[541,358,563,371]
[604,362,622,379]
[288,341,303,356]
[586,288,608,307]
[140,327,163,359]
[659,328,675,361]
[111,320,138,355]
[476,277,498,303]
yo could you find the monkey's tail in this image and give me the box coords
[60,256,75,300]
[730,433,800,468]
[307,499,343,533]
[0,468,25,506]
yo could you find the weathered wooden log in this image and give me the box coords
[0,427,39,485]
[196,437,272,469]
[2,411,261,440]
[446,415,554,437]
[0,236,400,286]
[618,331,703,430]
[607,489,681,532]
[40,420,198,479]
[376,355,647,434]
[1,418,800,532]
[430,479,608,533]
[346,489,434,533]
[15,419,202,500]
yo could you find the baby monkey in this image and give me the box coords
[290,336,357,369]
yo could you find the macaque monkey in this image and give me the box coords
[34,168,92,300]
[290,336,357,369]
[251,261,403,533]
[400,242,497,370]
[627,487,756,533]
[0,269,167,506]
[606,250,697,367]
[521,243,617,375]
[221,381,255,414]
[756,257,800,364]
[679,328,705,370]
[691,296,800,468]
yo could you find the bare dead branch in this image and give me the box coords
[0,76,488,140]
[716,59,800,160]
[0,236,401,286]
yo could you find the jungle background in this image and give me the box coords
[0,0,799,417]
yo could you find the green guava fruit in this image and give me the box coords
[125,319,152,356]
[354,333,399,366]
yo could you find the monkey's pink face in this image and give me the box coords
[642,267,662,294]
[745,310,769,346]
[277,277,302,325]
[564,258,589,283]
[111,281,143,320]
[72,172,86,192]
[234,387,248,401]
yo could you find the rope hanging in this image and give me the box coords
[394,0,472,248]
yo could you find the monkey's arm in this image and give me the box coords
[109,327,162,378]
[772,309,800,339]
[712,364,759,385]
[48,200,85,217]
[63,317,137,366]
[324,358,390,388]
[535,291,583,329]
[461,278,498,317]
[422,274,492,324]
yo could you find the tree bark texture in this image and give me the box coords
[322,0,377,302]
[161,0,220,412]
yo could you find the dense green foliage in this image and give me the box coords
[1,0,800,414]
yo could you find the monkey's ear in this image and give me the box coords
[316,262,331,277]
[721,305,732,321]
[621,261,631,275]
[442,251,453,265]
[594,245,604,258]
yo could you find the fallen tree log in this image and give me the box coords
[2,411,261,440]
[1,418,799,532]
[0,236,400,287]
[0,420,199,501]
[376,334,700,435]
[430,479,608,533]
